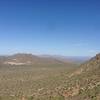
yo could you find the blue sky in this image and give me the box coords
[0,0,100,56]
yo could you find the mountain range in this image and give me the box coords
[0,53,90,65]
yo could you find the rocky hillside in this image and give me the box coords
[56,53,100,100]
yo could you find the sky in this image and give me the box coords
[0,0,100,56]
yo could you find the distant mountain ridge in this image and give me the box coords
[39,55,90,63]
[0,53,90,65]
[0,53,69,65]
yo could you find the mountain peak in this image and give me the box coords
[95,53,100,61]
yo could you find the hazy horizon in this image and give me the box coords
[0,0,100,56]
[0,52,92,58]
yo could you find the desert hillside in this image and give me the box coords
[57,53,100,100]
[0,53,99,100]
